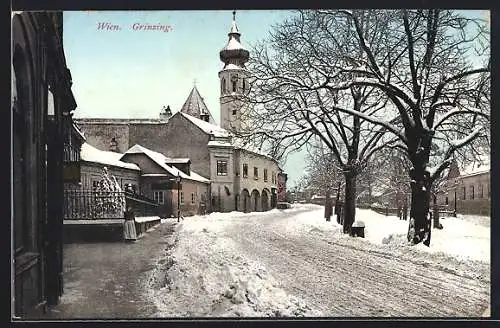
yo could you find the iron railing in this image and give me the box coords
[125,191,160,217]
[64,190,126,220]
[64,190,161,220]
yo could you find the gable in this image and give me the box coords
[121,152,173,176]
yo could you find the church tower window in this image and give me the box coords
[221,77,226,94]
[232,75,238,92]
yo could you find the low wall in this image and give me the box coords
[63,217,162,243]
[134,217,162,235]
[63,220,124,243]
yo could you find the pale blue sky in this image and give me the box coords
[62,10,488,188]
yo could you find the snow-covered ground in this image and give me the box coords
[142,204,490,317]
[277,205,490,263]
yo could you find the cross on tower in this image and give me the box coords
[233,10,236,21]
[193,78,197,86]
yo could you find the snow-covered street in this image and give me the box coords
[143,204,490,317]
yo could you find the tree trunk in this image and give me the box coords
[432,193,441,229]
[342,172,356,235]
[335,182,341,224]
[324,188,332,221]
[407,167,432,246]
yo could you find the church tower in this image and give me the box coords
[219,11,250,133]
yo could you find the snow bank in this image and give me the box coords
[272,205,490,263]
[144,205,322,317]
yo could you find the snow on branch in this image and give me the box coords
[433,106,490,131]
[321,103,407,143]
[449,126,483,149]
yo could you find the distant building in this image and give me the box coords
[121,144,211,217]
[64,142,141,192]
[436,159,490,216]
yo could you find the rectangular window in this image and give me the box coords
[180,191,184,205]
[264,169,268,182]
[462,187,466,200]
[479,184,484,198]
[242,164,248,178]
[191,192,196,205]
[469,185,474,200]
[153,190,165,204]
[254,167,258,180]
[445,197,448,205]
[217,160,228,176]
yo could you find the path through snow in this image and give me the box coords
[144,205,490,317]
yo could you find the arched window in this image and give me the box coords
[231,75,238,92]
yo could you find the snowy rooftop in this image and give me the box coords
[180,86,216,124]
[180,112,231,138]
[122,144,210,184]
[75,118,170,125]
[80,143,140,171]
[460,155,490,177]
[223,37,247,52]
[208,140,233,148]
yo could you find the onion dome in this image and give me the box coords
[219,11,249,69]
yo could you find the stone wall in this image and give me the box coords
[128,123,170,155]
[162,114,211,176]
[76,122,130,153]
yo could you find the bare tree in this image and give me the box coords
[238,11,398,235]
[241,9,489,246]
[300,140,342,198]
